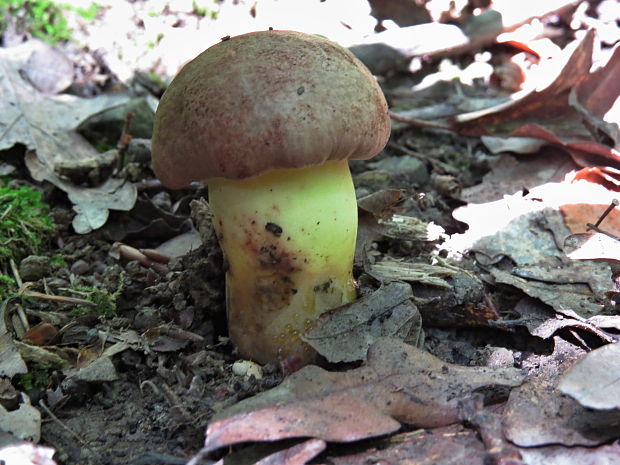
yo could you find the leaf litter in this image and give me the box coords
[199,338,524,454]
[1,1,620,465]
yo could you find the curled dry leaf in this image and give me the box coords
[458,30,620,170]
[199,338,524,454]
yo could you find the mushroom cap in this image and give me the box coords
[151,30,390,188]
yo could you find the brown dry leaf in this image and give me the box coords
[572,166,620,192]
[461,151,577,204]
[357,189,407,220]
[559,342,620,410]
[328,426,486,465]
[199,338,524,454]
[457,30,595,129]
[457,30,620,170]
[255,439,326,465]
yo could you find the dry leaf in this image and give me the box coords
[302,281,421,363]
[559,342,620,410]
[329,426,486,465]
[0,42,137,233]
[199,338,524,454]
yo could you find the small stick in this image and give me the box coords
[115,112,134,174]
[592,199,619,228]
[39,400,87,445]
[388,111,452,131]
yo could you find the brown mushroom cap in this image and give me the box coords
[151,30,391,188]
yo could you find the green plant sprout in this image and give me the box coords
[15,361,64,390]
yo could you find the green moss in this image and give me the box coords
[71,275,124,318]
[50,254,67,268]
[0,275,18,300]
[0,183,54,268]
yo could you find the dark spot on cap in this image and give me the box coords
[297,86,305,95]
[265,222,283,237]
[221,35,230,41]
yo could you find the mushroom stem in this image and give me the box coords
[208,160,358,364]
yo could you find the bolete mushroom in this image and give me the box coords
[152,30,390,365]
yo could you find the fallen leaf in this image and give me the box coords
[328,426,486,465]
[199,338,524,454]
[255,439,326,465]
[0,42,136,233]
[504,377,620,447]
[302,281,421,363]
[457,30,620,170]
[559,342,620,410]
[502,337,620,447]
[449,198,613,318]
[357,189,407,220]
[0,394,40,442]
[370,261,489,328]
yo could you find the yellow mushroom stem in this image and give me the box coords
[208,159,358,365]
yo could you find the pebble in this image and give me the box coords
[19,255,51,281]
[232,360,263,380]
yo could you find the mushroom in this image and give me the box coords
[152,30,390,365]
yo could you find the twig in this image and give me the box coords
[388,111,452,131]
[19,283,97,307]
[39,400,87,445]
[115,111,134,174]
[591,199,619,228]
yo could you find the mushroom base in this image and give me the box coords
[208,160,358,365]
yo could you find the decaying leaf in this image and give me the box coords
[450,200,613,318]
[0,394,41,443]
[328,426,486,465]
[198,338,524,454]
[0,299,27,378]
[504,377,620,447]
[302,281,421,363]
[370,260,489,328]
[457,30,620,171]
[357,189,407,220]
[0,42,137,233]
[378,214,445,242]
[502,337,620,448]
[559,342,620,410]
